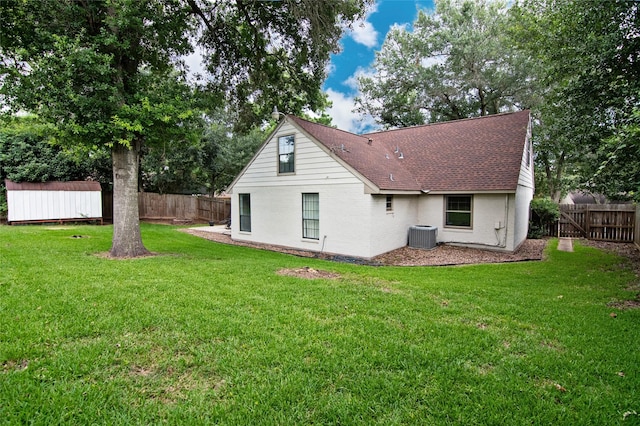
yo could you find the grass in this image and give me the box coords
[1,223,639,425]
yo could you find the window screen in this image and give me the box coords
[302,193,319,239]
[445,195,472,227]
[278,135,295,173]
[239,193,251,232]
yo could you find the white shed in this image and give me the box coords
[5,180,103,224]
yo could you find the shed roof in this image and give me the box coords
[5,180,102,192]
[288,110,530,193]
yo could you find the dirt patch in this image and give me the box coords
[608,299,640,309]
[277,266,341,280]
[94,251,159,260]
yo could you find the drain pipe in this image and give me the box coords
[501,194,509,248]
[490,195,509,249]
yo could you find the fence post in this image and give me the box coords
[585,205,590,239]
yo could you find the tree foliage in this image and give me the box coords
[190,0,368,131]
[528,196,559,239]
[592,105,640,202]
[510,0,640,201]
[198,124,265,196]
[356,0,535,128]
[1,117,74,183]
[140,115,265,196]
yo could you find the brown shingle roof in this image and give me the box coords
[5,180,102,191]
[289,116,420,191]
[289,111,530,192]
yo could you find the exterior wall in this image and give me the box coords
[513,125,535,249]
[418,193,518,251]
[231,182,379,258]
[513,184,534,249]
[230,121,360,190]
[7,190,102,222]
[369,194,419,256]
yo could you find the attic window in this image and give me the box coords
[278,135,295,174]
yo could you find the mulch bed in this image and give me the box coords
[180,228,548,266]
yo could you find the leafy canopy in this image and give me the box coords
[356,0,535,128]
[510,0,640,201]
[1,0,369,146]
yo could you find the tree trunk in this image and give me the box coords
[110,141,149,257]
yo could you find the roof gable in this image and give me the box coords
[290,111,531,192]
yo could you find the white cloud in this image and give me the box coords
[324,61,336,79]
[350,20,379,48]
[325,88,378,134]
[346,1,380,48]
[343,66,376,91]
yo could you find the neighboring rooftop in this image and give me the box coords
[5,180,102,191]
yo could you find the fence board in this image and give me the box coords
[556,204,636,242]
[197,197,231,223]
[102,192,230,223]
[635,208,640,248]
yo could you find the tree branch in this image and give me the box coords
[185,0,216,33]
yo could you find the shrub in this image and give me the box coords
[528,197,559,238]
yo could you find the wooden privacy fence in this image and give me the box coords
[196,197,231,223]
[554,204,636,243]
[103,192,231,223]
[139,192,196,220]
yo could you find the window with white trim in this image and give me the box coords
[278,135,295,174]
[302,193,319,239]
[386,195,393,212]
[239,193,251,232]
[445,195,472,228]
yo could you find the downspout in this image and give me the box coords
[502,194,509,248]
[492,194,509,248]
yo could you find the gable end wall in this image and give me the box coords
[231,122,388,258]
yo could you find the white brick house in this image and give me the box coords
[226,111,534,259]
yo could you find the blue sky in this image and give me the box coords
[324,0,434,133]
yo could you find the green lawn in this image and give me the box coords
[1,224,639,425]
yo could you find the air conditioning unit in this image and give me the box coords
[408,225,438,249]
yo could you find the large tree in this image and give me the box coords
[0,0,369,257]
[510,0,640,201]
[356,0,536,128]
